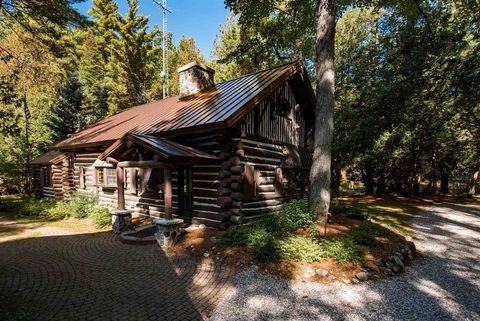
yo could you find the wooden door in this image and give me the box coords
[178,167,193,217]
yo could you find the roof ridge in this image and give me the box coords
[214,61,298,86]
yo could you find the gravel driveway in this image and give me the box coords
[210,203,480,321]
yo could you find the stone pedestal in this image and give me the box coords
[154,218,184,250]
[111,210,134,234]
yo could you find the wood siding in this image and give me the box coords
[241,82,306,147]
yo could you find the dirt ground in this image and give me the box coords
[170,194,479,283]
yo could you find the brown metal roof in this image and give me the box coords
[53,62,303,149]
[99,133,219,162]
[31,150,66,166]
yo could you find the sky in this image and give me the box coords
[74,0,231,59]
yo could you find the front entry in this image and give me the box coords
[178,167,193,218]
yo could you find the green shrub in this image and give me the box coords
[13,196,55,217]
[219,226,254,246]
[68,192,98,218]
[343,207,371,221]
[264,197,315,236]
[320,237,364,263]
[251,231,282,262]
[46,201,70,220]
[329,199,347,215]
[89,205,111,228]
[279,236,324,263]
[349,222,388,246]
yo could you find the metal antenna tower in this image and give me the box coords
[153,0,171,98]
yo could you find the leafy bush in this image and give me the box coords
[264,197,315,236]
[68,192,98,218]
[90,205,111,228]
[349,222,388,246]
[7,196,55,217]
[320,237,364,263]
[46,201,70,219]
[251,231,282,262]
[343,207,371,221]
[279,236,324,263]
[329,199,347,215]
[219,226,255,246]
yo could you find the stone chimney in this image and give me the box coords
[177,61,215,97]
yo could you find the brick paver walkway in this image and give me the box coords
[0,231,234,321]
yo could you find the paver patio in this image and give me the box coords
[0,229,234,321]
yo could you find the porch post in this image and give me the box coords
[117,166,125,210]
[164,167,172,219]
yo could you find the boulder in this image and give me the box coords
[383,268,394,276]
[315,269,329,277]
[392,264,403,274]
[356,271,369,281]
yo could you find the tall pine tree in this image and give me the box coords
[110,0,159,111]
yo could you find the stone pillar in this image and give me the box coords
[154,218,184,250]
[111,209,133,234]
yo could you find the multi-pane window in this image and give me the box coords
[105,168,117,186]
[97,168,117,187]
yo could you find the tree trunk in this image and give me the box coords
[331,162,341,195]
[468,168,479,197]
[440,172,449,194]
[310,0,335,221]
[413,175,421,195]
[361,170,375,194]
[377,174,386,194]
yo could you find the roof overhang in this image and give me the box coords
[98,133,219,165]
[31,150,66,166]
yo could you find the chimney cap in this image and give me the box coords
[177,61,215,74]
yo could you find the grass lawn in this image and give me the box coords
[0,196,99,241]
[338,194,479,236]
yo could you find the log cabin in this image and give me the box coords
[31,61,315,228]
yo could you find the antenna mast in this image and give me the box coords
[154,0,171,98]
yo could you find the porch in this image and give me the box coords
[97,133,220,222]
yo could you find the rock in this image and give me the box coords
[352,277,360,284]
[356,271,369,281]
[304,268,315,278]
[343,279,351,284]
[374,258,385,267]
[385,261,394,269]
[394,252,404,260]
[407,254,413,260]
[315,269,329,277]
[407,241,416,253]
[203,252,210,258]
[392,255,404,268]
[252,265,259,270]
[383,268,394,276]
[198,224,206,229]
[392,264,403,274]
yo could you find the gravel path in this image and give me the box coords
[210,203,480,321]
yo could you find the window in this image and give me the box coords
[97,168,104,185]
[105,168,117,186]
[96,168,117,187]
[41,167,52,187]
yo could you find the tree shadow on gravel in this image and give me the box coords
[0,231,234,321]
[210,203,480,321]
